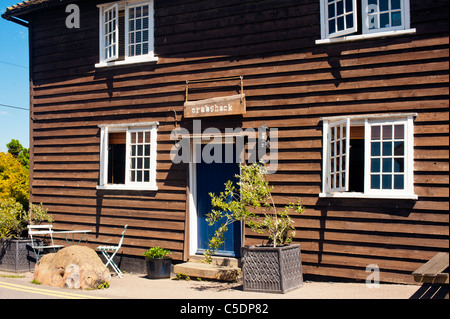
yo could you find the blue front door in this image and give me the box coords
[196,143,241,257]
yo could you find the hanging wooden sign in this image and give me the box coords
[183,94,246,118]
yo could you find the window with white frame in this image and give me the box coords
[319,0,413,41]
[320,114,417,199]
[96,0,157,67]
[98,123,158,191]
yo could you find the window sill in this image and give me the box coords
[97,185,158,191]
[95,56,159,68]
[319,192,418,200]
[315,28,416,45]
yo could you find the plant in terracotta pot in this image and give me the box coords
[143,246,172,279]
[204,162,305,293]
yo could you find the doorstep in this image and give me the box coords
[173,255,241,282]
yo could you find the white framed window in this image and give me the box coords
[98,122,158,191]
[318,0,415,43]
[97,0,157,67]
[320,113,417,199]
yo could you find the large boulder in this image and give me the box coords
[33,245,111,290]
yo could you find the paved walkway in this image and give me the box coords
[0,270,425,299]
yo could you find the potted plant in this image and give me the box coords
[143,246,172,279]
[204,162,305,293]
[0,199,54,272]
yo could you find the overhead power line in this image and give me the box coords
[0,103,29,111]
[0,60,28,69]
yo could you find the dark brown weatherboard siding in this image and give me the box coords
[18,0,449,283]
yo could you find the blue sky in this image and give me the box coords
[0,0,30,152]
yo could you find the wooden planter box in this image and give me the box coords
[241,244,303,294]
[0,238,37,273]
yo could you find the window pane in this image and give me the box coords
[371,158,380,173]
[392,0,401,9]
[371,142,381,156]
[144,158,150,169]
[394,124,404,139]
[137,158,143,169]
[143,43,149,55]
[382,158,392,173]
[329,20,336,35]
[394,141,404,156]
[144,171,150,182]
[394,158,404,172]
[380,12,390,28]
[137,171,142,182]
[392,11,402,26]
[371,175,380,189]
[337,16,345,31]
[337,1,344,15]
[346,14,354,28]
[345,0,353,12]
[380,0,389,12]
[382,175,392,189]
[136,19,142,31]
[394,175,404,189]
[131,171,135,182]
[371,126,381,140]
[382,125,392,139]
[137,145,143,156]
[145,145,151,156]
[328,2,335,18]
[382,142,392,156]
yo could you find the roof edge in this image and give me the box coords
[2,0,77,22]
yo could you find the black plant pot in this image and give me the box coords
[145,257,172,279]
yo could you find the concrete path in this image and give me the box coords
[1,271,423,299]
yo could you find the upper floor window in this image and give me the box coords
[320,113,417,199]
[96,0,157,67]
[319,0,414,43]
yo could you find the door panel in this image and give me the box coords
[196,143,241,257]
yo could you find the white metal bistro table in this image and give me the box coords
[53,230,92,246]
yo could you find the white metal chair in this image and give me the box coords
[28,225,64,262]
[97,225,128,278]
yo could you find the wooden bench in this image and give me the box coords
[28,225,64,261]
[412,252,449,285]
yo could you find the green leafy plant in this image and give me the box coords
[204,162,304,263]
[0,198,53,238]
[97,281,110,289]
[142,246,172,259]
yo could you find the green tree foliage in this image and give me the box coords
[204,163,304,263]
[0,151,29,210]
[7,139,29,170]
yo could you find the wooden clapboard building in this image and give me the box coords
[2,0,448,284]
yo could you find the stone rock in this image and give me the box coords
[33,245,111,290]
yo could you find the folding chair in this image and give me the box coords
[28,225,64,262]
[97,225,128,278]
